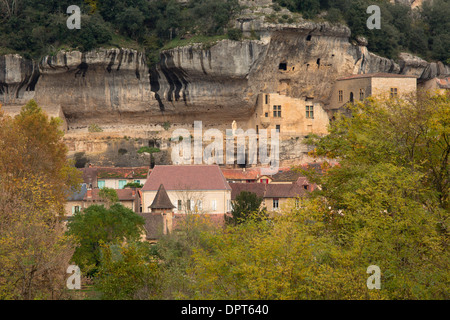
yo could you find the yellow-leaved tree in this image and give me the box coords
[0,100,81,299]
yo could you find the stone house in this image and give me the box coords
[230,181,306,213]
[64,184,141,217]
[329,73,417,114]
[94,166,149,189]
[141,165,232,217]
[140,184,175,242]
[248,92,330,136]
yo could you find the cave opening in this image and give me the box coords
[279,62,287,71]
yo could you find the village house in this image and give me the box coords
[140,184,175,242]
[95,166,149,189]
[141,165,232,216]
[64,184,142,217]
[329,73,418,115]
[248,92,330,136]
[220,167,261,183]
[230,181,307,213]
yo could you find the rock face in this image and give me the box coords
[1,22,447,129]
[1,13,448,167]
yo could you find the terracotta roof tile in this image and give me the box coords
[140,213,164,240]
[230,183,266,200]
[142,165,231,191]
[230,182,306,200]
[221,168,260,180]
[97,167,149,179]
[85,188,137,201]
[150,184,175,209]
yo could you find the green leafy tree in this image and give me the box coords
[95,242,161,299]
[66,204,145,276]
[225,191,266,225]
[98,187,119,208]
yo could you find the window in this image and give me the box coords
[98,180,105,189]
[265,112,268,117]
[273,198,279,210]
[134,180,141,184]
[338,90,343,102]
[273,105,281,117]
[72,206,80,214]
[119,180,127,189]
[256,125,259,134]
[306,105,314,119]
[211,199,217,211]
[265,94,269,104]
[260,179,268,184]
[227,199,232,212]
[197,200,202,212]
[186,200,191,212]
[359,89,365,100]
[390,87,398,98]
[350,92,354,102]
[276,125,281,132]
[177,200,182,211]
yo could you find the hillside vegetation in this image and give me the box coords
[0,0,448,64]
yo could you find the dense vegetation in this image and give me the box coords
[274,0,450,63]
[0,0,448,64]
[88,92,448,300]
[0,93,448,299]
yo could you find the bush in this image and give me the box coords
[227,28,243,41]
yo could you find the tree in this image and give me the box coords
[98,187,119,208]
[95,242,161,299]
[225,191,266,225]
[1,100,82,214]
[66,203,145,276]
[0,102,79,299]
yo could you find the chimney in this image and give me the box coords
[132,189,136,197]
[87,189,92,198]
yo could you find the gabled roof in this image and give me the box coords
[85,188,138,201]
[97,167,150,179]
[230,183,266,200]
[142,165,231,191]
[150,184,175,209]
[230,182,306,200]
[265,183,305,198]
[140,213,164,240]
[221,168,260,180]
[337,73,417,81]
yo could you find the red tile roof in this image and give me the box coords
[142,165,231,191]
[97,167,150,179]
[230,182,306,200]
[265,183,305,198]
[230,183,266,200]
[338,73,417,81]
[85,188,138,201]
[221,168,260,180]
[150,184,175,209]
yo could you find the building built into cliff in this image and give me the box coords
[329,73,418,112]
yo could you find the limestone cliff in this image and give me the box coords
[1,16,448,167]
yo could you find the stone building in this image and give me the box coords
[248,92,330,136]
[141,165,232,215]
[329,73,417,113]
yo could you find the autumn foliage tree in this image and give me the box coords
[0,100,81,299]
